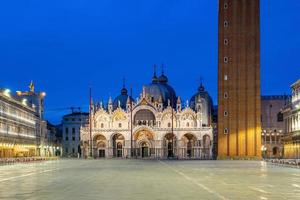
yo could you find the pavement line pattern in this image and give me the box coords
[292,184,300,189]
[0,169,58,183]
[249,187,270,194]
[158,161,228,200]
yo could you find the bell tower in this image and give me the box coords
[218,0,261,158]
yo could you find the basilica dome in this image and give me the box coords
[113,85,134,110]
[190,83,212,110]
[145,70,177,108]
[190,83,213,126]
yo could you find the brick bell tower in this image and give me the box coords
[218,0,262,158]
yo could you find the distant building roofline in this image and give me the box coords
[63,112,89,118]
[261,95,291,100]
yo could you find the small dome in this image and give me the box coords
[159,74,168,84]
[113,84,133,110]
[190,83,212,111]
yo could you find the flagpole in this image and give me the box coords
[130,86,133,158]
[89,87,93,158]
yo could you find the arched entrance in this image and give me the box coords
[112,133,125,158]
[94,134,107,158]
[273,146,279,157]
[141,142,150,158]
[202,134,211,158]
[134,129,155,158]
[182,133,197,158]
[164,133,177,158]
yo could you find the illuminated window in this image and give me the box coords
[224,75,228,81]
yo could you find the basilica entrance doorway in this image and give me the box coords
[99,149,105,158]
[117,142,123,157]
[112,133,125,158]
[182,133,197,158]
[134,129,155,158]
[94,134,107,158]
[141,142,149,158]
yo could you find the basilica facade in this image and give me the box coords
[80,70,214,159]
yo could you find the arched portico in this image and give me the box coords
[134,129,155,158]
[202,134,211,159]
[181,133,198,158]
[163,133,177,158]
[93,134,107,158]
[111,133,125,158]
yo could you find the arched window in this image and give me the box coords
[134,109,156,126]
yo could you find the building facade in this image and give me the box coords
[261,95,289,159]
[0,82,51,158]
[62,111,89,157]
[282,79,300,159]
[81,71,214,159]
[218,0,261,159]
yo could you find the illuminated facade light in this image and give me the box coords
[22,98,27,105]
[3,89,11,97]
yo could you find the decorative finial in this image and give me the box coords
[152,65,158,83]
[161,63,165,75]
[123,77,126,88]
[198,77,205,92]
[29,80,35,93]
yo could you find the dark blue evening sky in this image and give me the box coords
[0,0,299,124]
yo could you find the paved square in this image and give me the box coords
[0,160,299,200]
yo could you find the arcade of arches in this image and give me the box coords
[85,129,212,159]
[81,84,214,159]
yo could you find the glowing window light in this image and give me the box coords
[22,98,27,106]
[3,89,11,97]
[0,110,35,124]
[0,129,36,138]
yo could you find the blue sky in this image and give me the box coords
[0,0,299,123]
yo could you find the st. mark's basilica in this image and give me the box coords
[80,69,214,159]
